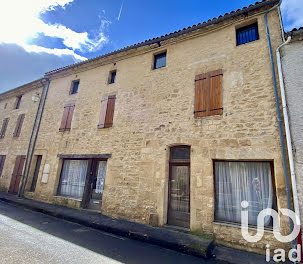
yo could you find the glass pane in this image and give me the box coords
[72,81,79,94]
[58,159,88,199]
[171,147,190,160]
[91,161,107,200]
[110,71,116,83]
[170,166,190,213]
[214,161,273,226]
[154,52,166,69]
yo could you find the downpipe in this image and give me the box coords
[264,0,297,254]
[18,77,50,197]
[276,36,302,253]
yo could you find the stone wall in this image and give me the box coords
[0,81,42,191]
[21,9,290,254]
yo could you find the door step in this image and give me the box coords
[164,224,190,233]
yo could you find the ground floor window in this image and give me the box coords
[214,161,275,227]
[57,159,89,199]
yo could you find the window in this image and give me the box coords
[15,95,22,109]
[108,70,116,84]
[98,95,116,128]
[59,103,75,131]
[0,155,6,177]
[57,159,89,199]
[70,80,79,95]
[153,52,166,69]
[13,114,25,137]
[0,118,9,138]
[214,161,275,227]
[194,69,223,117]
[236,23,259,46]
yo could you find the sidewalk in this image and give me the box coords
[0,192,278,263]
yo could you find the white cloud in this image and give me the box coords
[0,0,109,60]
[281,0,303,31]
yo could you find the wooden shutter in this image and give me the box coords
[65,104,75,131]
[104,95,116,128]
[59,104,75,131]
[13,114,25,137]
[0,118,9,138]
[9,155,25,193]
[98,95,116,128]
[194,69,223,117]
[98,98,108,128]
[0,155,6,177]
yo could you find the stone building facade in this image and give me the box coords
[0,0,295,255]
[280,28,303,224]
[0,79,42,193]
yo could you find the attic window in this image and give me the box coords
[70,80,79,95]
[108,70,116,84]
[236,23,259,46]
[15,95,22,109]
[153,52,166,69]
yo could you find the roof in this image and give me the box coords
[287,27,303,37]
[46,0,279,76]
[0,78,43,99]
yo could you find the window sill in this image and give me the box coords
[152,66,168,71]
[213,221,273,233]
[53,195,82,202]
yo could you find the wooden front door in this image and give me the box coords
[167,146,190,228]
[9,155,26,194]
[86,160,107,211]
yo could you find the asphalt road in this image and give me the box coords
[0,200,222,264]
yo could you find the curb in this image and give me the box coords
[0,196,214,259]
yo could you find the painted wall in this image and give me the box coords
[281,34,303,225]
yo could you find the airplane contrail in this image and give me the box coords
[118,0,124,21]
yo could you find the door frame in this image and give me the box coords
[167,145,191,228]
[81,158,107,209]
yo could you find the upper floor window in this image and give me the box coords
[236,22,259,46]
[59,103,75,131]
[153,52,166,69]
[108,70,116,84]
[194,69,223,117]
[70,80,79,95]
[15,95,22,109]
[98,95,116,128]
[0,118,9,139]
[13,114,25,137]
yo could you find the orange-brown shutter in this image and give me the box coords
[65,104,75,131]
[104,95,116,128]
[0,155,6,177]
[98,98,108,129]
[0,118,9,138]
[59,104,75,131]
[194,69,223,117]
[13,114,25,137]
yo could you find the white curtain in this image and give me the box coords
[95,161,107,194]
[215,161,273,226]
[58,160,88,199]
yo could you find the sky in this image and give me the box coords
[0,0,302,93]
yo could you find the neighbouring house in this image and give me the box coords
[0,79,42,194]
[280,28,303,225]
[0,0,295,255]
